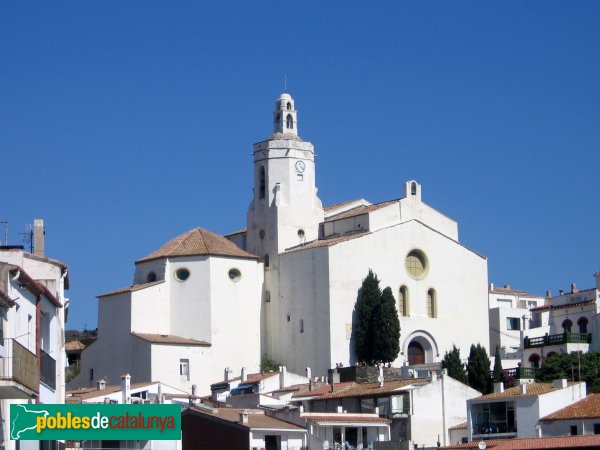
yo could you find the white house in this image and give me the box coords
[466,380,587,441]
[539,393,600,437]
[0,219,69,450]
[523,273,599,368]
[69,227,263,395]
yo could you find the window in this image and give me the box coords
[180,359,190,381]
[264,254,269,267]
[398,286,409,316]
[286,102,292,110]
[506,317,520,331]
[286,114,294,129]
[175,268,190,281]
[411,182,417,195]
[427,289,437,318]
[408,341,425,365]
[406,250,428,279]
[593,423,600,434]
[147,271,157,282]
[89,368,94,381]
[40,311,51,353]
[578,317,588,334]
[228,268,241,281]
[259,229,265,239]
[297,229,305,239]
[529,353,540,369]
[571,425,578,436]
[299,319,304,333]
[562,319,573,333]
[259,167,266,199]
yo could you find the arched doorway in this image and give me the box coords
[529,353,540,369]
[562,319,573,333]
[408,341,425,365]
[578,317,588,334]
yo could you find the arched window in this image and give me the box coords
[427,288,437,318]
[287,102,292,110]
[286,114,294,130]
[408,341,425,365]
[146,272,157,283]
[578,317,588,334]
[562,319,573,333]
[529,353,541,369]
[398,285,409,316]
[275,113,282,130]
[411,182,417,195]
[259,166,266,199]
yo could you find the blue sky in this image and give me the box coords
[1,2,599,330]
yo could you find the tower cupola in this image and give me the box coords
[273,93,298,137]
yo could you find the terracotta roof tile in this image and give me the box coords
[541,394,600,421]
[301,413,391,424]
[132,332,211,346]
[225,227,247,237]
[530,298,596,312]
[489,287,544,298]
[136,227,259,263]
[186,407,305,431]
[323,199,367,212]
[284,230,369,254]
[67,381,157,401]
[211,371,279,387]
[316,379,430,400]
[65,340,87,352]
[442,435,600,449]
[325,199,399,221]
[97,280,164,298]
[291,382,355,399]
[475,382,578,400]
[448,421,467,430]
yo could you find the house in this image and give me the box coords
[288,370,480,448]
[539,393,600,437]
[488,284,545,369]
[467,380,586,441]
[523,273,599,368]
[442,434,600,449]
[181,406,307,450]
[0,219,69,450]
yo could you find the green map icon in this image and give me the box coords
[11,404,49,439]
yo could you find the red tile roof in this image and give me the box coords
[448,421,468,430]
[324,199,399,221]
[211,371,279,387]
[284,230,369,253]
[136,227,259,263]
[97,280,164,298]
[301,413,391,424]
[541,394,600,421]
[323,199,367,212]
[442,435,600,449]
[132,332,211,346]
[475,382,578,400]
[291,382,355,399]
[307,379,430,400]
[185,407,306,431]
[489,287,544,298]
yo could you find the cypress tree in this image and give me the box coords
[492,346,504,382]
[373,287,401,363]
[441,344,467,384]
[354,270,382,362]
[467,343,491,393]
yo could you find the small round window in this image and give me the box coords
[228,268,241,282]
[297,229,305,238]
[175,268,190,281]
[405,250,428,279]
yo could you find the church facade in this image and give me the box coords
[71,92,490,393]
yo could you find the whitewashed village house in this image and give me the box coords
[0,220,69,450]
[73,91,491,395]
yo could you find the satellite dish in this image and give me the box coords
[478,442,487,450]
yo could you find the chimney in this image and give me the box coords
[520,383,527,395]
[239,411,248,424]
[33,219,45,257]
[279,366,287,389]
[553,379,568,389]
[121,374,131,404]
[559,290,564,296]
[571,283,578,294]
[305,367,312,380]
[431,370,437,382]
[379,365,385,387]
[306,367,313,390]
[96,379,106,391]
[241,367,247,382]
[192,384,197,396]
[489,282,494,291]
[224,367,231,381]
[504,284,511,290]
[546,290,552,298]
[493,382,504,393]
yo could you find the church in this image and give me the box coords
[70,92,490,394]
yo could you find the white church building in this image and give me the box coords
[72,92,490,394]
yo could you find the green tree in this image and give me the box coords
[354,270,382,362]
[260,355,280,372]
[373,287,401,363]
[492,346,504,382]
[441,344,467,384]
[466,343,491,393]
[537,351,600,391]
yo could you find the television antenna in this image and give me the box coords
[0,220,7,245]
[19,224,33,253]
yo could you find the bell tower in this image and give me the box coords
[273,93,298,136]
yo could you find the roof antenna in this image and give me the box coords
[284,74,287,93]
[0,220,7,245]
[19,224,33,253]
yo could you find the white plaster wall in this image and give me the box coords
[276,247,331,377]
[540,418,600,436]
[489,307,527,353]
[133,259,167,284]
[536,382,586,421]
[250,432,305,450]
[150,343,210,392]
[323,214,369,237]
[327,220,488,367]
[399,198,458,241]
[368,202,401,232]
[6,279,37,352]
[130,282,170,335]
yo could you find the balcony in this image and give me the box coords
[504,367,539,379]
[40,350,56,390]
[524,332,592,349]
[0,339,38,398]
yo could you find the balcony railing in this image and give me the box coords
[0,339,39,394]
[504,367,539,379]
[40,350,56,390]
[524,332,592,349]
